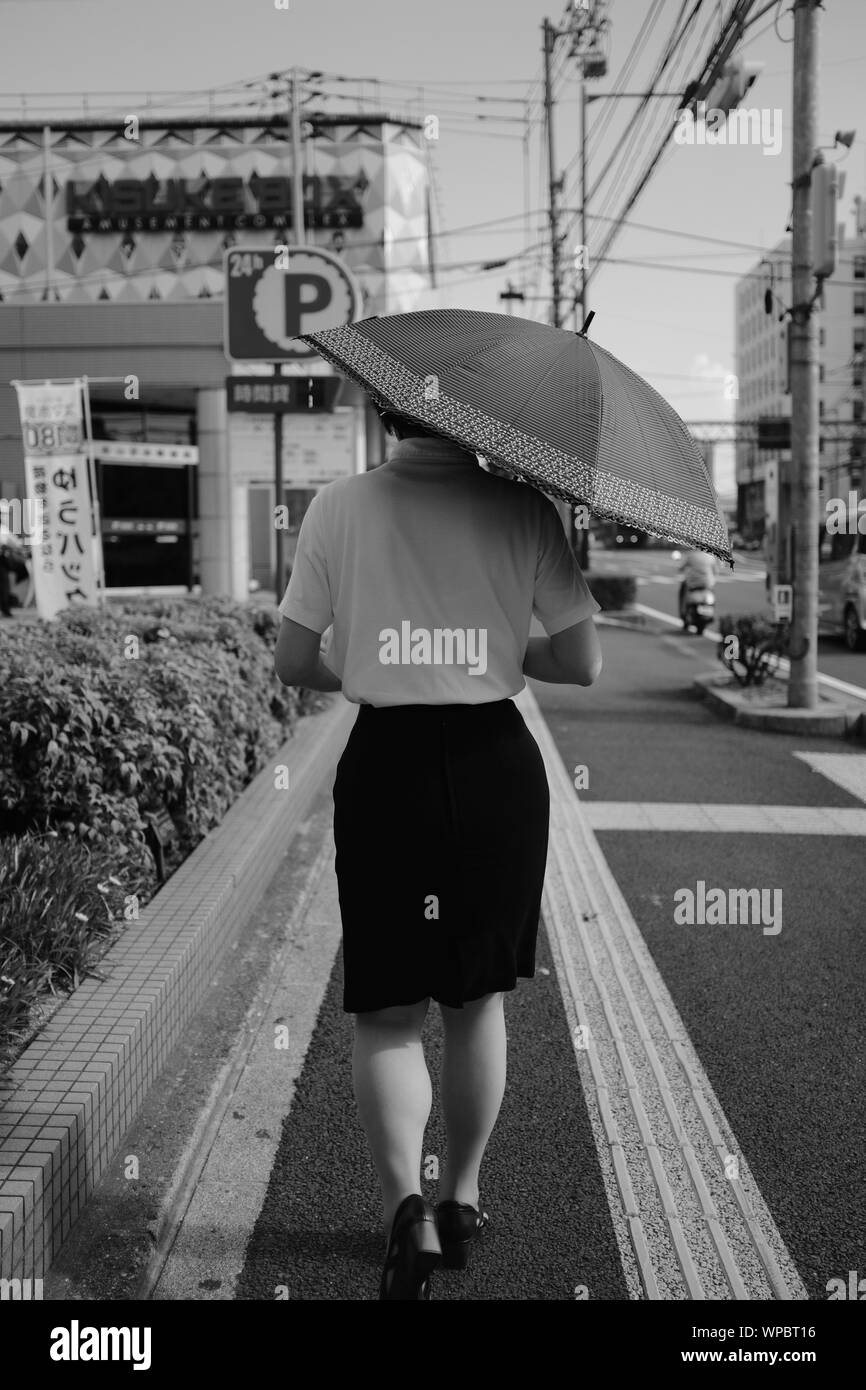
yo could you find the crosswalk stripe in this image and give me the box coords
[517,684,808,1300]
[582,802,866,834]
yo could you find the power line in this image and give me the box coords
[580,0,709,238]
[580,0,670,172]
[555,0,701,282]
[580,210,780,255]
[3,69,542,129]
[582,0,692,222]
[0,232,550,302]
[300,86,532,122]
[591,253,866,288]
[582,1,759,300]
[603,0,716,221]
[300,69,534,93]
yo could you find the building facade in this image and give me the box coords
[734,203,866,543]
[0,114,437,599]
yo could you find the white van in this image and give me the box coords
[818,509,866,651]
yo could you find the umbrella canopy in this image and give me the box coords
[300,308,732,566]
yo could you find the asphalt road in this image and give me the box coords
[588,542,866,688]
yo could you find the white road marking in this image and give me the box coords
[793,752,866,805]
[516,683,808,1300]
[633,602,866,704]
[583,802,866,834]
[624,574,765,586]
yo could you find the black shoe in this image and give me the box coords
[379,1194,442,1300]
[436,1200,489,1270]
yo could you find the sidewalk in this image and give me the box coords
[0,692,356,1285]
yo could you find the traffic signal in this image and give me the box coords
[704,58,763,115]
[811,160,842,279]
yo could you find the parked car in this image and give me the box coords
[818,523,866,651]
[728,529,760,550]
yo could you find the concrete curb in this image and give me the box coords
[594,609,662,633]
[0,694,356,1283]
[693,673,858,738]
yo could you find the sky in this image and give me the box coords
[1,0,865,502]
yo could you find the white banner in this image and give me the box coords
[11,380,103,621]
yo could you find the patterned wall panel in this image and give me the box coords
[0,119,433,315]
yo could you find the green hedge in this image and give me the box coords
[583,573,637,611]
[0,596,328,1068]
[0,833,148,1067]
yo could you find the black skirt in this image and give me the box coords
[332,698,550,1013]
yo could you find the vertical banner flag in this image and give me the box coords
[11,379,103,620]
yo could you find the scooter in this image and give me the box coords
[680,583,715,634]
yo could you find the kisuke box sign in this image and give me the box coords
[224,244,361,363]
[66,173,365,232]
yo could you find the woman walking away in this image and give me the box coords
[274,409,602,1300]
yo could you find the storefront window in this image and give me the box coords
[91,406,197,590]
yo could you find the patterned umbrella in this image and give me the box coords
[300,308,732,565]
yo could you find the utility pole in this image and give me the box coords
[580,76,588,326]
[572,71,592,568]
[860,198,866,494]
[275,69,307,601]
[543,16,573,547]
[290,69,305,249]
[787,0,821,709]
[543,18,563,329]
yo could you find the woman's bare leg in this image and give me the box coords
[352,998,432,1239]
[438,991,507,1208]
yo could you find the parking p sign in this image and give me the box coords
[224,245,361,363]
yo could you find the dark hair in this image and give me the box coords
[377,408,434,440]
